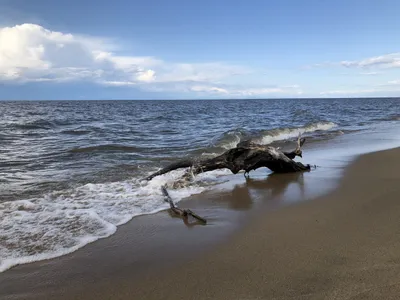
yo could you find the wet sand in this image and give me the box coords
[1,148,400,299]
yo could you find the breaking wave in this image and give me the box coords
[214,122,337,150]
[0,169,230,273]
[211,128,251,150]
[255,122,337,145]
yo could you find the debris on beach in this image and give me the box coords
[146,135,311,225]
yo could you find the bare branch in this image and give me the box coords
[161,185,207,224]
[145,137,310,182]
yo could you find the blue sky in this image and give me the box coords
[0,0,400,99]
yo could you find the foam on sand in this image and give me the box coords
[0,168,230,273]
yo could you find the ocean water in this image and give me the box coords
[0,98,399,272]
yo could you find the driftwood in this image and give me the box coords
[146,135,310,182]
[148,135,311,225]
[162,185,207,224]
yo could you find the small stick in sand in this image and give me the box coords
[161,185,207,224]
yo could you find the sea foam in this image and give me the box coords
[0,168,229,273]
[256,122,337,145]
[0,121,336,273]
[216,122,337,150]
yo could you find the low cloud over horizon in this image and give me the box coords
[0,22,399,99]
[0,23,305,98]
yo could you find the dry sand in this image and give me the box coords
[1,148,400,299]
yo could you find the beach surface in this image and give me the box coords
[2,147,400,299]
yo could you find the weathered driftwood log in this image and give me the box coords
[161,185,207,224]
[145,135,310,182]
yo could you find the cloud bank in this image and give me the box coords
[0,23,301,97]
[2,23,398,98]
[306,53,400,71]
[341,53,400,69]
[320,79,400,97]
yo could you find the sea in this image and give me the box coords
[0,98,399,272]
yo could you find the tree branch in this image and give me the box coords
[145,137,310,182]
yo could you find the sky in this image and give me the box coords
[0,0,400,100]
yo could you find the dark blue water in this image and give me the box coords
[1,98,399,201]
[0,98,399,272]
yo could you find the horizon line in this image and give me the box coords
[0,96,399,101]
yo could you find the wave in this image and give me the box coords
[0,120,336,273]
[214,122,337,150]
[0,133,16,141]
[8,119,72,130]
[11,120,55,130]
[373,114,400,122]
[69,144,140,153]
[61,129,91,135]
[211,128,251,150]
[0,168,230,273]
[256,122,337,145]
[291,109,319,122]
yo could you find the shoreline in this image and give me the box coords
[1,146,399,299]
[0,148,400,299]
[1,110,398,275]
[133,147,400,300]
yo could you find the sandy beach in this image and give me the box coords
[1,147,400,299]
[1,2,400,299]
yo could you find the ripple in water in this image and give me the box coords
[0,98,399,272]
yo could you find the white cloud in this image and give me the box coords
[387,79,400,85]
[93,51,161,70]
[320,79,400,96]
[0,23,303,98]
[136,69,156,82]
[188,84,302,97]
[0,23,115,81]
[360,71,380,75]
[101,80,136,86]
[155,63,250,83]
[0,24,252,89]
[341,53,400,69]
[235,87,287,96]
[320,89,377,95]
[308,53,400,71]
[190,85,229,94]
